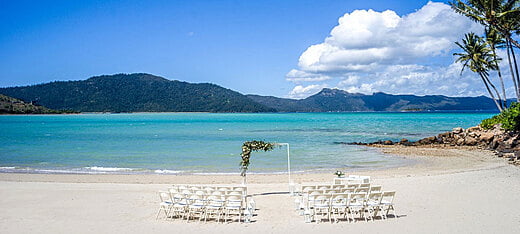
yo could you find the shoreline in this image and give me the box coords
[0,145,503,184]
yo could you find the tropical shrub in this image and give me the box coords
[481,102,520,131]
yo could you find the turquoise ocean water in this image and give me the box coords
[0,112,495,174]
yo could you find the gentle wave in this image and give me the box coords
[154,169,184,174]
[85,166,136,172]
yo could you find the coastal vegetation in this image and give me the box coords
[0,94,74,114]
[481,102,520,130]
[451,0,520,111]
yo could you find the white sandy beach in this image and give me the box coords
[1,146,519,234]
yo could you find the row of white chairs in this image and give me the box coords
[300,183,370,194]
[300,183,377,195]
[170,185,247,195]
[301,191,396,223]
[295,183,396,223]
[157,186,253,223]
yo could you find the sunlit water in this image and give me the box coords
[0,112,495,174]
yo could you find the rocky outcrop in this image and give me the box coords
[349,124,520,166]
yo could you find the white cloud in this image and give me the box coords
[288,84,329,99]
[338,75,360,86]
[285,69,331,83]
[285,1,497,98]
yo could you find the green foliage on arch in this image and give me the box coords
[240,140,275,176]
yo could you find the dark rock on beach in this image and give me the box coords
[348,124,520,166]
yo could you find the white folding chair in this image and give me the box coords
[186,194,206,222]
[204,195,224,223]
[366,192,382,221]
[223,195,243,223]
[171,192,189,219]
[348,192,367,222]
[380,191,397,219]
[313,194,332,223]
[156,191,173,220]
[331,193,349,223]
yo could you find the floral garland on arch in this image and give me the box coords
[240,140,276,177]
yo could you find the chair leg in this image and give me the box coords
[156,209,162,220]
[391,205,397,218]
[166,206,173,220]
[224,211,228,223]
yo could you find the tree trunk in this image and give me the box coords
[480,73,503,112]
[504,33,520,49]
[484,75,504,109]
[510,42,520,98]
[498,27,520,49]
[491,44,507,108]
[506,41,520,102]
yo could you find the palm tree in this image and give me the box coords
[454,33,504,111]
[451,0,520,101]
[451,0,520,47]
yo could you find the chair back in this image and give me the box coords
[188,194,205,205]
[218,187,230,192]
[313,194,331,207]
[211,191,223,196]
[331,193,349,206]
[355,187,369,194]
[225,195,243,208]
[323,189,337,194]
[381,191,396,204]
[341,188,355,194]
[317,185,330,190]
[159,191,172,203]
[301,185,316,194]
[350,192,366,206]
[194,190,205,196]
[181,189,192,196]
[172,192,188,205]
[169,188,179,194]
[227,190,243,196]
[369,185,382,193]
[206,195,224,207]
[367,192,382,204]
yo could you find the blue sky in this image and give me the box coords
[1,0,510,98]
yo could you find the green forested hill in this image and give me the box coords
[0,94,66,114]
[0,73,275,113]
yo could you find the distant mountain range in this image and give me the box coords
[247,88,502,112]
[0,73,504,113]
